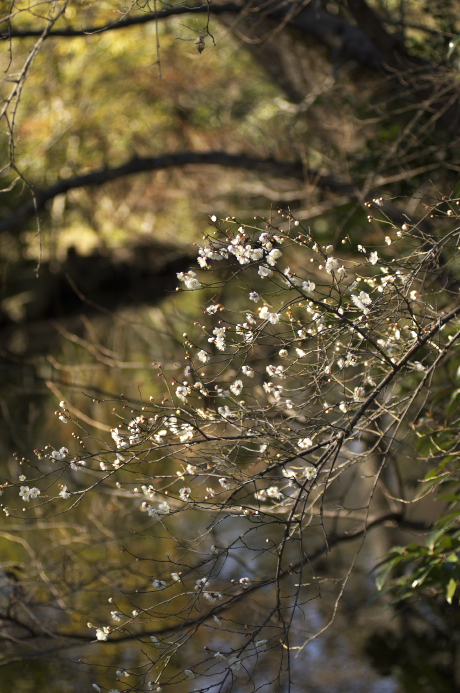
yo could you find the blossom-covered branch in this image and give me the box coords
[3,198,460,690]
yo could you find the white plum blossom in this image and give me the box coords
[239,577,250,588]
[19,486,40,502]
[111,428,129,449]
[177,270,201,290]
[325,257,339,273]
[209,326,227,351]
[369,251,379,265]
[219,477,231,490]
[206,304,220,314]
[176,384,192,401]
[203,592,222,604]
[254,489,268,501]
[197,350,210,363]
[302,280,315,294]
[259,306,280,324]
[50,447,68,461]
[197,244,226,266]
[298,437,312,449]
[152,579,167,591]
[59,485,71,499]
[258,265,273,278]
[345,352,358,366]
[351,291,372,313]
[241,365,254,377]
[282,468,297,481]
[230,380,243,396]
[96,627,110,641]
[284,267,301,286]
[249,291,260,302]
[70,459,87,470]
[179,487,192,502]
[303,467,318,480]
[266,365,286,379]
[353,386,365,400]
[111,611,122,622]
[217,405,236,419]
[266,486,283,500]
[184,670,195,680]
[227,238,264,265]
[263,382,283,401]
[266,248,282,266]
[178,424,194,442]
[259,232,272,246]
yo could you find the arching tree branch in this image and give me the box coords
[0,151,354,236]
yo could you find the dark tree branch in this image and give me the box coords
[345,0,408,66]
[1,2,386,71]
[0,151,354,236]
[0,3,243,38]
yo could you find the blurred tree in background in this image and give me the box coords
[1,1,460,691]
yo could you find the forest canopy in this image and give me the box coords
[1,2,460,692]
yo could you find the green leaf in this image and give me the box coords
[375,555,404,590]
[427,529,446,550]
[445,577,457,604]
[445,552,459,563]
[411,564,436,588]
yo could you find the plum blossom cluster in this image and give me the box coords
[177,270,201,289]
[19,486,40,502]
[10,208,459,693]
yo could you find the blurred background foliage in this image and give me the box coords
[1,1,460,690]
